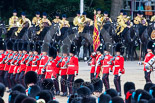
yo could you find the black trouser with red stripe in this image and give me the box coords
[61,75,67,93]
[144,71,152,83]
[114,75,121,93]
[4,71,12,88]
[102,73,110,90]
[0,70,4,83]
[90,73,95,80]
[19,71,25,87]
[67,74,75,95]
[54,74,60,92]
[10,73,16,87]
[15,73,20,84]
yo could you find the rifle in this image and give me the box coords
[56,56,64,67]
[34,55,43,65]
[5,53,15,65]
[63,56,71,68]
[94,55,105,76]
[26,55,34,66]
[15,53,24,66]
[42,59,50,73]
[22,55,31,64]
[11,54,20,64]
[87,57,92,66]
[1,53,10,64]
[108,55,117,65]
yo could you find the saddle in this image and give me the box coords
[151,30,155,40]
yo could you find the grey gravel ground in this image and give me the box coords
[2,61,155,103]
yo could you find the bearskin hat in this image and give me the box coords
[73,78,84,93]
[92,78,103,93]
[36,90,51,103]
[149,98,155,103]
[0,40,5,50]
[0,97,4,103]
[149,85,155,98]
[90,45,94,53]
[77,86,91,97]
[28,85,41,98]
[14,93,28,103]
[147,41,154,50]
[24,71,38,87]
[82,96,96,103]
[21,97,36,103]
[8,91,20,103]
[29,42,34,52]
[131,89,144,103]
[139,99,148,103]
[70,44,76,55]
[49,46,57,59]
[18,40,23,51]
[81,82,94,94]
[34,42,41,54]
[0,83,5,97]
[105,88,118,98]
[6,40,13,50]
[41,79,54,90]
[13,41,18,51]
[41,42,49,52]
[98,93,112,103]
[97,44,103,53]
[67,94,78,103]
[115,43,124,55]
[104,43,112,52]
[124,82,135,95]
[137,90,152,102]
[61,44,69,54]
[112,96,124,103]
[22,41,28,51]
[125,89,135,103]
[53,43,60,53]
[11,84,26,94]
[144,83,154,92]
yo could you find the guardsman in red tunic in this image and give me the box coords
[87,46,97,80]
[37,43,49,85]
[53,43,61,95]
[4,40,13,87]
[95,44,103,78]
[18,41,29,86]
[14,41,23,84]
[141,41,154,83]
[101,45,113,90]
[8,42,19,88]
[67,44,79,95]
[110,43,125,96]
[25,43,34,74]
[44,46,57,79]
[0,40,6,83]
[58,45,69,96]
[31,42,41,72]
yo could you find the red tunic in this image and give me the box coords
[4,53,13,71]
[45,60,57,79]
[54,56,61,75]
[25,55,34,74]
[113,55,124,75]
[60,57,68,76]
[19,54,29,73]
[67,56,79,75]
[8,54,18,73]
[31,55,40,72]
[0,54,6,70]
[95,54,102,74]
[101,54,113,74]
[37,55,49,75]
[14,54,23,74]
[143,52,154,71]
[90,55,96,73]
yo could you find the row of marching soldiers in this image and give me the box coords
[0,39,79,97]
[87,43,125,96]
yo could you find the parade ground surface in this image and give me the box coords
[3,61,155,103]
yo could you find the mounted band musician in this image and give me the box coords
[37,12,52,40]
[32,11,41,31]
[15,12,31,39]
[7,10,19,39]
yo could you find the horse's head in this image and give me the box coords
[53,23,61,36]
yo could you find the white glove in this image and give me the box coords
[109,70,113,75]
[138,62,142,65]
[146,70,150,72]
[118,72,122,76]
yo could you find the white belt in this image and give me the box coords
[32,65,37,67]
[91,65,95,67]
[102,65,109,67]
[46,70,52,72]
[39,65,44,67]
[115,65,120,67]
[61,67,67,69]
[68,65,75,67]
